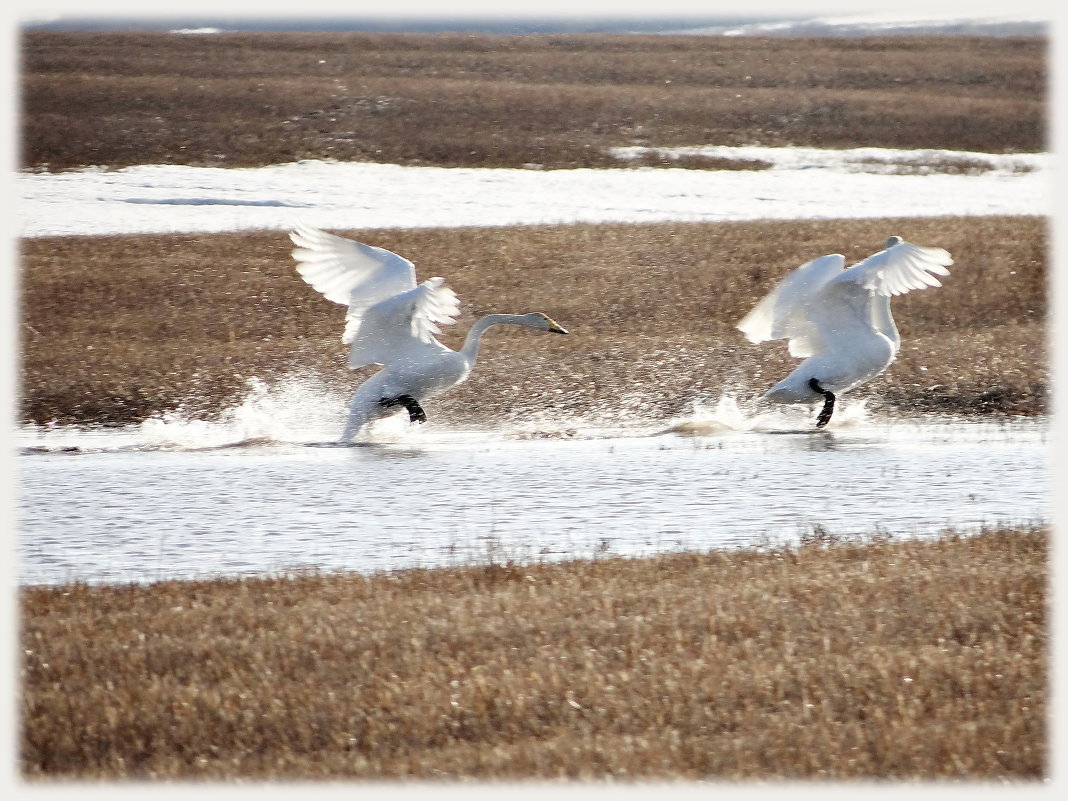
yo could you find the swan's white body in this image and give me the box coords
[290,225,567,441]
[738,236,953,424]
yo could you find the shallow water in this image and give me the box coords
[15,388,1049,587]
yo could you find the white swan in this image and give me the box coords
[738,236,953,428]
[290,225,569,441]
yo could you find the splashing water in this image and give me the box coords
[662,393,872,436]
[17,381,890,455]
[142,376,351,448]
[18,376,353,453]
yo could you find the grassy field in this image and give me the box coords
[20,526,1048,781]
[19,215,1049,428]
[21,31,1045,172]
[17,31,1051,783]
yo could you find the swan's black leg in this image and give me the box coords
[379,394,427,423]
[808,378,835,429]
[401,396,427,423]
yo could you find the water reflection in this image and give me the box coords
[348,441,434,460]
[758,429,841,451]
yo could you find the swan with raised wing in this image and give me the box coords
[738,236,953,428]
[290,225,569,441]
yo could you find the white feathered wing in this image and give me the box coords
[290,224,461,368]
[739,238,953,356]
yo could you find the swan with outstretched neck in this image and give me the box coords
[738,236,953,428]
[290,225,568,441]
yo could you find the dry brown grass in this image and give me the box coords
[20,32,1045,171]
[20,525,1047,781]
[18,216,1048,427]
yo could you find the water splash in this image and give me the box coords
[17,376,351,453]
[16,379,889,455]
[663,393,873,435]
[141,376,349,448]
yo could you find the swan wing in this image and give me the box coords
[816,238,952,345]
[345,277,461,368]
[290,224,417,309]
[737,254,846,358]
[837,238,953,297]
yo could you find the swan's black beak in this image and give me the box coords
[546,317,569,334]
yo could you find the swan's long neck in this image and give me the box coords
[871,294,901,349]
[459,314,533,364]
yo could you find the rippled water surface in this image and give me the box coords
[16,394,1049,586]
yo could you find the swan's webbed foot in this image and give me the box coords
[808,378,835,429]
[379,394,427,424]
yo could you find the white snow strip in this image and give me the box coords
[17,146,1049,238]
